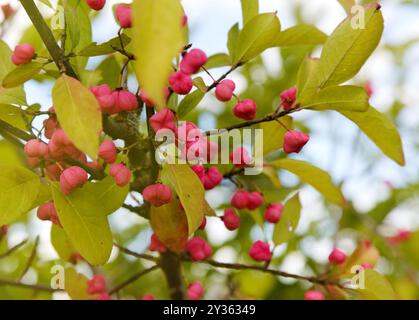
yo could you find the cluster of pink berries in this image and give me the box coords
[87,275,111,300]
[191,165,223,190]
[90,84,137,114]
[231,190,264,210]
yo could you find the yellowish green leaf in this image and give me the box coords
[273,192,301,245]
[150,199,188,253]
[65,268,95,300]
[0,165,41,225]
[241,0,259,25]
[133,0,185,110]
[340,106,405,166]
[2,62,44,88]
[52,74,102,159]
[272,159,346,206]
[276,24,327,46]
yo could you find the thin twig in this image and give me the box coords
[113,242,158,262]
[188,259,342,287]
[0,278,60,293]
[0,239,28,259]
[108,265,159,294]
[19,236,39,281]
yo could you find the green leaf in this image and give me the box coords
[227,23,240,60]
[64,0,92,72]
[64,268,95,300]
[192,77,207,93]
[0,165,41,225]
[133,0,185,110]
[78,34,131,57]
[339,106,405,165]
[317,5,383,88]
[150,198,188,253]
[272,159,346,206]
[162,164,205,234]
[87,176,129,215]
[241,0,259,25]
[51,183,113,266]
[258,116,292,154]
[2,62,44,88]
[276,24,327,46]
[338,0,356,14]
[177,90,205,118]
[96,56,121,89]
[356,270,397,300]
[296,57,320,103]
[29,181,52,210]
[51,224,76,261]
[233,13,281,64]
[305,85,369,112]
[0,104,30,131]
[273,193,301,246]
[52,74,102,158]
[204,53,231,70]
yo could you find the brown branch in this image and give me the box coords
[113,242,158,262]
[204,107,301,136]
[108,265,159,295]
[0,278,60,292]
[206,65,240,91]
[160,251,185,299]
[191,259,341,287]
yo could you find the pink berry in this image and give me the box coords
[231,190,249,209]
[328,248,347,265]
[185,236,212,261]
[37,202,56,221]
[143,183,173,207]
[361,262,373,269]
[191,164,206,178]
[187,282,204,300]
[181,14,188,27]
[109,163,131,187]
[85,0,105,11]
[280,87,297,111]
[99,140,117,164]
[388,230,412,246]
[96,293,111,300]
[365,82,373,97]
[60,166,88,195]
[304,290,325,300]
[249,240,272,262]
[1,4,15,20]
[229,147,252,167]
[247,192,264,210]
[223,208,240,231]
[90,84,116,113]
[265,203,283,223]
[215,79,235,102]
[283,130,310,154]
[43,117,58,139]
[87,275,106,295]
[169,71,193,95]
[198,216,207,230]
[180,49,208,75]
[202,167,223,190]
[24,139,48,158]
[142,295,155,300]
[149,233,166,253]
[149,108,176,133]
[233,99,257,120]
[11,43,35,65]
[115,4,132,28]
[112,90,137,112]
